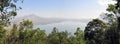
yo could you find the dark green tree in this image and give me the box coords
[100,13,119,44]
[47,27,60,44]
[74,27,85,44]
[84,19,107,44]
[103,0,120,44]
[58,30,69,44]
[70,27,85,44]
[18,20,33,44]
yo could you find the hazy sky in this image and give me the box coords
[17,0,115,19]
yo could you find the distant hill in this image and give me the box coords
[11,14,91,25]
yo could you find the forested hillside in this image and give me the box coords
[0,0,120,44]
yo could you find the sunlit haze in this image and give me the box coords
[17,0,114,19]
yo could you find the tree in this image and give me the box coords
[100,13,119,44]
[103,0,120,44]
[0,0,23,26]
[47,27,60,44]
[70,27,85,44]
[32,28,47,44]
[23,28,47,44]
[84,19,107,44]
[0,25,6,44]
[18,20,33,44]
[0,0,22,44]
[5,24,19,44]
[84,0,120,44]
[58,30,69,44]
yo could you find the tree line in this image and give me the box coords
[0,19,85,44]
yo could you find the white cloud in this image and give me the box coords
[98,0,116,7]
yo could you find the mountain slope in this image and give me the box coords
[12,14,91,25]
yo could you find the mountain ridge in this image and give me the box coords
[12,14,91,25]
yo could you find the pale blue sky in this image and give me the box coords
[17,0,114,19]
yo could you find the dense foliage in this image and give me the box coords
[4,20,85,44]
[84,0,120,44]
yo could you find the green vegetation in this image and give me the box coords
[84,0,120,44]
[0,0,120,44]
[4,20,86,44]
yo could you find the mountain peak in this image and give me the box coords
[12,14,63,25]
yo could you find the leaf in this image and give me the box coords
[11,11,17,16]
[10,3,16,8]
